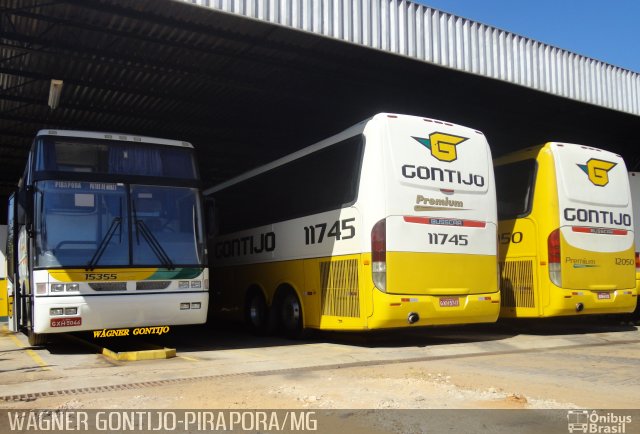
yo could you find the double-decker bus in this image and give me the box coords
[6,130,208,345]
[205,113,500,336]
[495,143,637,318]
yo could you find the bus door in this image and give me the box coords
[552,144,635,292]
[382,118,498,297]
[6,193,19,332]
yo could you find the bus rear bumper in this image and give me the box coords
[32,292,209,334]
[366,288,500,329]
[543,288,637,317]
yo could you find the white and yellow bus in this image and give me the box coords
[7,130,208,345]
[205,113,500,336]
[495,143,637,318]
[627,172,640,318]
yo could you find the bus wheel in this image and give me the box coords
[244,290,269,334]
[27,329,48,347]
[278,291,304,339]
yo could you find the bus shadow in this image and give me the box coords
[495,315,638,336]
[43,315,638,355]
[156,321,518,352]
[314,323,515,348]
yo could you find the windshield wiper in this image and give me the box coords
[86,217,121,270]
[132,201,174,270]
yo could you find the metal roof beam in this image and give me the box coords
[0,32,302,102]
[0,65,283,123]
[2,6,378,95]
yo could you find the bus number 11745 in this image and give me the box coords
[427,233,469,246]
[303,218,356,245]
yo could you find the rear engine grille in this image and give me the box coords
[499,260,535,308]
[320,259,360,318]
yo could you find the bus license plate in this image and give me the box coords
[439,297,459,307]
[597,292,611,300]
[51,317,82,327]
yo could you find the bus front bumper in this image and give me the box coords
[32,292,208,334]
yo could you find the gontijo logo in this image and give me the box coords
[412,132,468,162]
[577,158,617,187]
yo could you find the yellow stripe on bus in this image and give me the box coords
[49,268,159,282]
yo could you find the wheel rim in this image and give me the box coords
[248,296,265,328]
[281,294,301,332]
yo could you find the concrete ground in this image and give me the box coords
[1,316,639,413]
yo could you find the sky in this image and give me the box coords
[415,0,640,73]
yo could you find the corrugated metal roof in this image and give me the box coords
[182,0,640,117]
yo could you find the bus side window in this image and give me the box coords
[495,159,537,219]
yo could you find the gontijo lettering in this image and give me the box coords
[401,165,485,187]
[563,208,632,226]
[215,232,276,258]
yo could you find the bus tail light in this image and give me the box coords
[635,252,640,271]
[371,219,387,292]
[548,229,562,287]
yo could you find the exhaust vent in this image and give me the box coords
[320,259,360,318]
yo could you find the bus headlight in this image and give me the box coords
[51,284,65,292]
[50,308,64,316]
[64,307,78,315]
[66,283,79,291]
[179,281,190,289]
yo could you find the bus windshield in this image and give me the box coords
[35,181,204,268]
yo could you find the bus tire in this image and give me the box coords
[244,289,269,335]
[27,329,48,347]
[278,290,306,339]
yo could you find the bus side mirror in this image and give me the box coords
[15,189,26,226]
[17,185,36,227]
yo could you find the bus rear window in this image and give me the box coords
[495,159,536,219]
